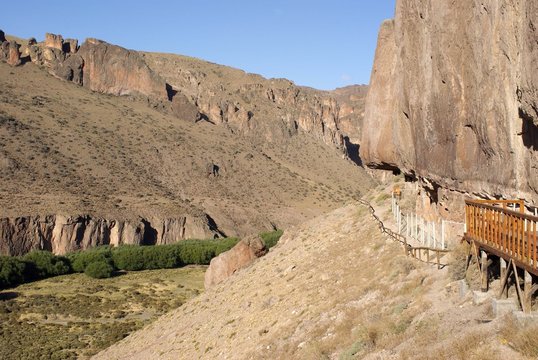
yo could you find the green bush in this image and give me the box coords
[23,250,71,280]
[0,256,26,288]
[260,230,283,249]
[67,246,115,273]
[84,260,114,279]
[112,245,179,271]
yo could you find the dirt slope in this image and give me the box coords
[94,202,529,360]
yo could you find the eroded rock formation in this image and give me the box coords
[0,213,221,256]
[362,0,538,206]
[204,234,267,289]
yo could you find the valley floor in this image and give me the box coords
[0,266,205,359]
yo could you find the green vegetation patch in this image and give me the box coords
[260,229,283,249]
[0,267,205,359]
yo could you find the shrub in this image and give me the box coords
[85,260,114,279]
[23,250,71,280]
[0,256,26,288]
[111,245,146,271]
[260,230,283,249]
[67,246,114,273]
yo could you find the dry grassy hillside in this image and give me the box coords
[94,201,535,360]
[0,60,373,237]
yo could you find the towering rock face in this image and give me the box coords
[363,0,538,203]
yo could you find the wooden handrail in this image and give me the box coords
[358,199,449,269]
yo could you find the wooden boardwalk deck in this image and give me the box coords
[464,199,538,312]
[464,199,538,276]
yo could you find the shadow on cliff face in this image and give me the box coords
[141,220,158,245]
[520,108,538,151]
[344,136,363,167]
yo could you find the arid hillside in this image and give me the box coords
[94,200,534,360]
[0,40,372,255]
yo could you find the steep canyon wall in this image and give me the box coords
[363,0,538,212]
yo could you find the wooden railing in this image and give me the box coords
[464,199,538,275]
[358,199,450,269]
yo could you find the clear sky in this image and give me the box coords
[2,0,395,90]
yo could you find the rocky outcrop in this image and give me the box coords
[45,33,64,50]
[204,234,267,289]
[362,0,538,204]
[0,214,221,256]
[141,53,368,160]
[77,38,168,99]
[0,40,21,66]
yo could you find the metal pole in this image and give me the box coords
[441,220,445,250]
[415,213,418,239]
[433,222,436,249]
[406,213,409,237]
[396,205,402,234]
[420,218,424,245]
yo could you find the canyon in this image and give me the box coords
[0,32,371,255]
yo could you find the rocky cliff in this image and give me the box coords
[362,0,538,206]
[141,53,365,160]
[0,214,220,256]
[0,32,366,161]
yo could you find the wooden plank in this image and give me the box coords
[534,220,537,270]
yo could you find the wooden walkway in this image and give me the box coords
[464,199,538,312]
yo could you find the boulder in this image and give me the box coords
[0,30,5,43]
[204,235,267,289]
[27,37,37,46]
[45,32,63,50]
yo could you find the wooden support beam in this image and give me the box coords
[523,270,533,314]
[512,261,525,312]
[481,250,489,292]
[498,258,512,299]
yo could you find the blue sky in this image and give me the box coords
[2,1,395,90]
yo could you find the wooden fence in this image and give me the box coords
[359,199,450,269]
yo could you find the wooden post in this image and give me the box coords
[441,220,445,250]
[481,250,489,292]
[406,213,409,237]
[523,270,533,314]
